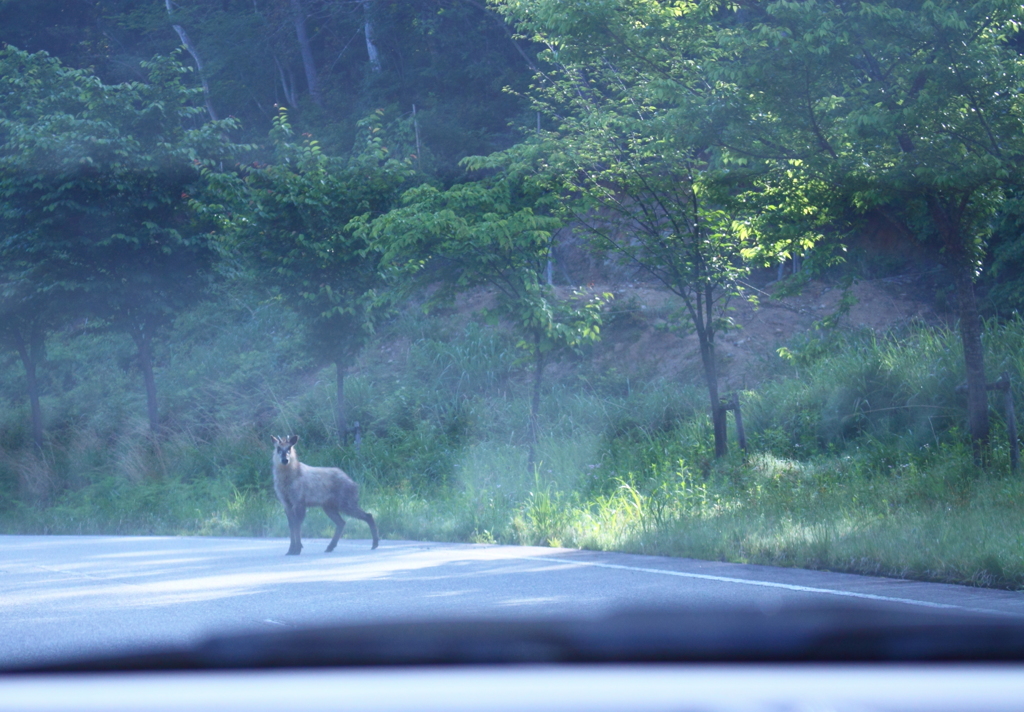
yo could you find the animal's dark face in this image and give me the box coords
[272,435,299,465]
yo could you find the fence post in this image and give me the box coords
[732,392,747,452]
[958,374,1019,473]
[1000,373,1018,474]
[721,393,747,454]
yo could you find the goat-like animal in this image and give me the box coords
[271,435,379,555]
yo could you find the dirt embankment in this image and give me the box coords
[360,262,948,393]
[578,267,948,391]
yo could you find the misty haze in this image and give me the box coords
[3,0,1024,664]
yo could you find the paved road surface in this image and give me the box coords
[3,534,1024,666]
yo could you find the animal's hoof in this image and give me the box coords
[286,548,301,556]
[325,545,336,553]
[371,541,379,550]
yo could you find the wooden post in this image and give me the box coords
[963,373,1019,473]
[732,392,747,452]
[997,372,1018,473]
[1007,387,1018,473]
[720,393,747,454]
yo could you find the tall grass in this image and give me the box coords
[3,290,1024,589]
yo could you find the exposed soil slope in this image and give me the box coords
[593,270,946,391]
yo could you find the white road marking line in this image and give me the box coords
[262,618,290,627]
[531,556,1018,616]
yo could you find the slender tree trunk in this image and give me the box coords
[361,0,382,72]
[690,281,728,458]
[165,0,218,121]
[13,327,44,450]
[132,329,160,433]
[289,0,323,106]
[412,104,421,169]
[953,261,990,450]
[699,334,728,458]
[274,56,299,107]
[335,360,348,444]
[929,193,989,452]
[528,334,546,473]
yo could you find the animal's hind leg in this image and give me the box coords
[323,507,346,553]
[343,505,379,550]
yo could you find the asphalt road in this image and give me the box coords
[4,534,1024,667]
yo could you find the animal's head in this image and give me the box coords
[272,435,299,466]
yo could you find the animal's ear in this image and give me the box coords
[288,434,299,446]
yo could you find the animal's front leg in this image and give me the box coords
[286,505,306,555]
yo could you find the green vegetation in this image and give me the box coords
[3,298,1024,589]
[4,1,1024,591]
[202,108,410,441]
[362,144,608,469]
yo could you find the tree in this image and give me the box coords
[496,0,760,457]
[0,46,239,434]
[361,145,607,470]
[0,1,541,178]
[561,141,755,459]
[204,108,409,441]
[700,0,1024,451]
[0,268,55,450]
[500,0,1024,455]
[0,47,96,450]
[360,0,382,73]
[165,0,219,120]
[287,0,323,106]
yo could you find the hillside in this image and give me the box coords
[592,275,938,392]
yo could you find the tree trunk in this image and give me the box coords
[274,56,299,107]
[13,326,44,450]
[528,334,546,473]
[132,329,160,433]
[289,0,323,106]
[336,360,348,444]
[699,335,728,458]
[953,260,990,451]
[361,0,382,72]
[412,104,421,168]
[165,0,218,121]
[929,193,989,452]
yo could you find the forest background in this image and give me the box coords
[4,0,1024,589]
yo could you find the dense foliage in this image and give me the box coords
[201,108,410,440]
[0,0,539,177]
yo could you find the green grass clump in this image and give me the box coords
[503,443,1024,589]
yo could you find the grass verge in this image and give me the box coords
[4,435,1023,590]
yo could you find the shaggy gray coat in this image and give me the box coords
[272,435,379,555]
